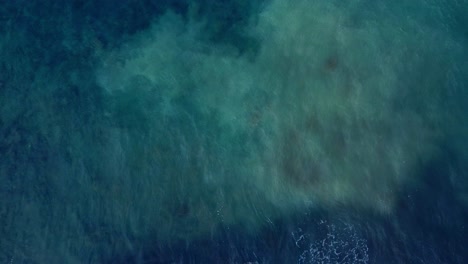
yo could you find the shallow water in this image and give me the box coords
[1,0,467,263]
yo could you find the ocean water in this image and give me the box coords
[1,0,467,263]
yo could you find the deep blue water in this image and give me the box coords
[1,1,467,263]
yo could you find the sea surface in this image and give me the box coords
[1,0,467,263]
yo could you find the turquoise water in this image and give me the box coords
[1,0,467,263]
